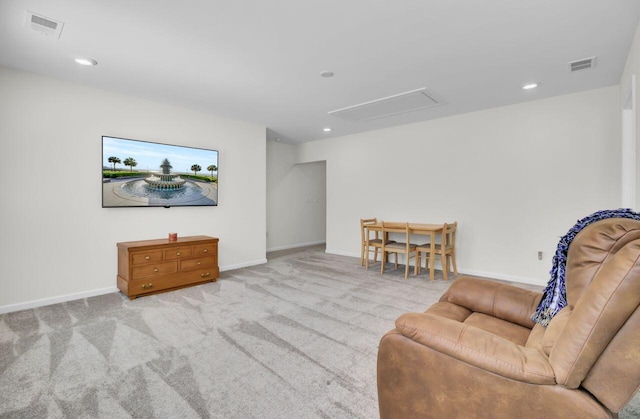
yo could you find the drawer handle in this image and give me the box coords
[176,252,181,256]
[203,249,208,253]
[153,268,159,272]
[145,256,150,260]
[201,272,211,278]
[197,261,201,265]
[141,283,153,289]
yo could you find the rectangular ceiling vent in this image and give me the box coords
[328,88,443,122]
[25,11,64,38]
[569,57,596,72]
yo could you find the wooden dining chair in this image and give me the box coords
[380,221,418,279]
[361,218,395,269]
[416,221,458,280]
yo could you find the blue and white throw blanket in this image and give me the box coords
[531,208,640,326]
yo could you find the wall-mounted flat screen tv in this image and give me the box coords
[102,136,218,208]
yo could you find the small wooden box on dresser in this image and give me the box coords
[117,235,219,299]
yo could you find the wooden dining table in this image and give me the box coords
[367,223,444,281]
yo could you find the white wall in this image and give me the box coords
[296,86,621,285]
[0,66,266,311]
[266,140,326,251]
[620,21,640,210]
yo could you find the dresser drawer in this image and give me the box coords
[194,244,216,257]
[194,268,218,281]
[181,256,216,271]
[131,250,163,265]
[164,247,193,260]
[131,261,177,279]
[130,269,217,295]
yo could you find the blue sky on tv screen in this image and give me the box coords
[103,137,218,174]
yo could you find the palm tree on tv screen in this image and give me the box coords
[123,157,137,172]
[191,164,202,176]
[108,156,121,171]
[207,164,217,177]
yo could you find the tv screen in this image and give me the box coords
[102,136,218,208]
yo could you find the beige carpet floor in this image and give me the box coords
[0,245,638,418]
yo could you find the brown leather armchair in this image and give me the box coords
[377,218,640,418]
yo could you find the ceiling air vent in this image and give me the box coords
[328,88,443,122]
[25,11,64,38]
[569,57,596,72]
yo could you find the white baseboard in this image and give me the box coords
[459,269,547,287]
[0,259,269,315]
[325,248,359,258]
[267,241,326,252]
[220,259,267,271]
[0,286,119,315]
[325,249,546,287]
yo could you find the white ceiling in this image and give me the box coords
[1,0,640,143]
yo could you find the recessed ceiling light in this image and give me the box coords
[320,71,334,78]
[522,82,538,90]
[74,57,97,66]
[323,127,332,132]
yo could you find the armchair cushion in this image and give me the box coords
[425,302,531,345]
[462,312,530,345]
[395,312,556,384]
[440,276,541,328]
[541,307,571,355]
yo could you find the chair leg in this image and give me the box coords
[374,247,379,263]
[415,252,420,275]
[380,251,385,275]
[442,253,449,281]
[394,253,398,270]
[360,244,365,266]
[365,247,369,269]
[445,253,450,273]
[451,252,458,275]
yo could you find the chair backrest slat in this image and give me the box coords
[361,218,378,243]
[382,221,411,247]
[443,221,457,249]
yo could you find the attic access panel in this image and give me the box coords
[328,88,442,122]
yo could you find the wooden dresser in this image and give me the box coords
[117,235,219,299]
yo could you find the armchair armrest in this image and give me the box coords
[395,312,556,385]
[440,276,542,328]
